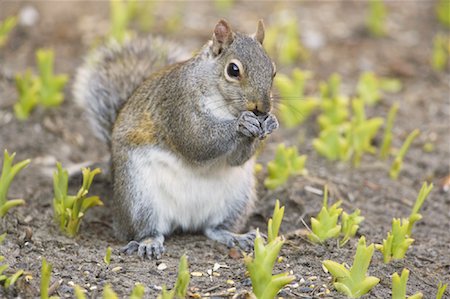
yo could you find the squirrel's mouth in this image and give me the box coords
[252,108,268,119]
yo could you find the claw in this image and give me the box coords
[120,236,165,259]
[121,240,139,255]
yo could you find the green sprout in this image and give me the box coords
[264,143,307,190]
[104,246,112,265]
[340,209,364,247]
[318,74,349,129]
[244,201,294,299]
[13,70,40,120]
[0,233,24,289]
[0,16,17,47]
[14,49,68,120]
[356,72,402,106]
[320,73,341,100]
[376,218,414,263]
[158,254,190,299]
[109,0,135,43]
[308,186,343,243]
[349,98,384,166]
[392,268,423,299]
[314,97,383,165]
[380,103,399,159]
[130,283,145,299]
[313,125,351,161]
[36,49,68,107]
[389,129,420,180]
[274,69,318,128]
[436,0,450,28]
[74,285,87,299]
[323,236,380,298]
[103,284,119,299]
[268,200,284,243]
[431,34,449,72]
[265,16,308,66]
[1,263,24,289]
[436,282,448,299]
[244,231,295,299]
[53,163,103,237]
[0,150,30,217]
[40,258,58,299]
[407,182,433,236]
[366,0,387,37]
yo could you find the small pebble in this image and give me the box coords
[299,278,306,284]
[24,215,33,223]
[228,248,241,259]
[212,272,220,277]
[111,266,122,272]
[213,262,228,271]
[213,263,221,271]
[68,281,75,287]
[299,286,312,293]
[157,263,167,271]
[207,269,212,276]
[291,283,299,288]
[277,256,284,263]
[227,287,236,293]
[89,286,97,291]
[226,279,235,285]
[19,5,39,26]
[309,276,317,281]
[191,271,203,277]
[322,264,329,273]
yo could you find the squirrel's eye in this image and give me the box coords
[227,63,240,78]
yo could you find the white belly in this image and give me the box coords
[129,146,254,235]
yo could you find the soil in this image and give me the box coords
[0,1,449,299]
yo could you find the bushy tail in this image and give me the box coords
[73,37,188,143]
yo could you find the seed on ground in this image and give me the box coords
[157,263,167,271]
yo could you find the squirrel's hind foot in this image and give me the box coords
[120,235,165,259]
[204,228,256,251]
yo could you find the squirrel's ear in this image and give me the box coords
[253,19,265,45]
[212,19,234,55]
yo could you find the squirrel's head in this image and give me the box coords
[209,19,276,116]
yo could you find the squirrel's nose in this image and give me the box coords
[247,99,271,115]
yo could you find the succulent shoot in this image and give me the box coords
[376,218,414,263]
[308,186,343,243]
[407,182,433,236]
[323,236,380,298]
[274,68,317,128]
[392,268,423,299]
[264,143,307,190]
[390,129,420,180]
[0,150,30,217]
[158,254,190,299]
[53,163,103,237]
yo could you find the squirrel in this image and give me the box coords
[73,19,278,259]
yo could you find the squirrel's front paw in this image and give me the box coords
[204,228,256,251]
[259,113,279,139]
[237,111,263,138]
[121,236,165,259]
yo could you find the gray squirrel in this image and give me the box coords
[73,19,278,259]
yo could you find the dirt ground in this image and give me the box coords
[0,1,449,298]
